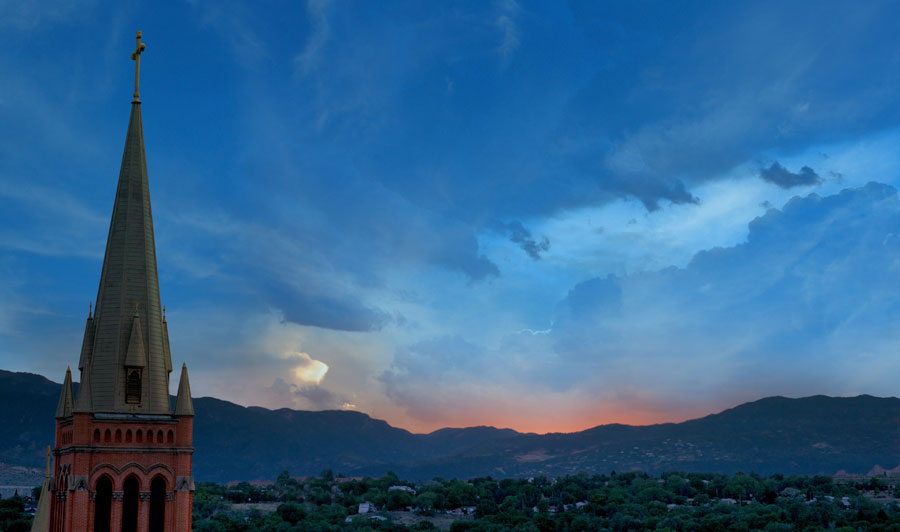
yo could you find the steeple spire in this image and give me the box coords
[82,34,172,414]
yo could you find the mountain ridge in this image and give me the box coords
[2,369,898,484]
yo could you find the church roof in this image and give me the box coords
[74,97,173,414]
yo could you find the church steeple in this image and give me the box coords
[49,32,195,532]
[76,38,172,414]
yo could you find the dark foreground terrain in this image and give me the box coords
[3,369,899,483]
[4,469,900,532]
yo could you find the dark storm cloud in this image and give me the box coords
[287,1,900,225]
[631,179,699,212]
[215,0,900,304]
[294,384,345,409]
[268,378,347,409]
[263,280,391,333]
[492,220,550,260]
[759,162,822,188]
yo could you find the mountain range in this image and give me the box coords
[3,369,899,485]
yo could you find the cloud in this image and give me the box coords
[294,384,344,409]
[264,279,391,333]
[267,377,346,409]
[759,162,822,188]
[491,220,550,260]
[380,183,900,425]
[495,0,521,62]
[294,0,332,76]
[379,335,487,420]
[0,0,94,30]
[290,351,329,384]
[552,181,900,392]
[0,179,106,258]
[189,0,267,66]
[553,2,900,209]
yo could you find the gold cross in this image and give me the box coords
[131,31,146,102]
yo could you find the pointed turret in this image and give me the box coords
[29,447,51,532]
[84,93,171,413]
[73,359,93,413]
[78,303,94,371]
[174,363,193,416]
[162,306,173,375]
[55,367,74,418]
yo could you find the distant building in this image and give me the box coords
[388,485,416,494]
[358,502,376,514]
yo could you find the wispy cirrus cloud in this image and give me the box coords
[495,0,521,63]
[294,0,332,77]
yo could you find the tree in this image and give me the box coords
[276,502,306,525]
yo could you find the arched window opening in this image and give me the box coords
[157,430,163,443]
[136,429,143,443]
[148,476,166,532]
[147,430,153,443]
[115,429,122,443]
[125,429,132,443]
[93,476,113,532]
[122,476,139,532]
[167,430,174,444]
[104,429,111,443]
[125,369,141,404]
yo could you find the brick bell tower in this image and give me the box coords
[47,31,194,532]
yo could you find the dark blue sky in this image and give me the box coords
[2,1,900,432]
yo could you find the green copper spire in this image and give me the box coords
[77,80,173,414]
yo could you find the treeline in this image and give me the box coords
[1,494,35,532]
[3,470,900,532]
[192,469,900,532]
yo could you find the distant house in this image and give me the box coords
[334,477,365,484]
[359,502,376,514]
[345,515,388,523]
[389,485,416,494]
